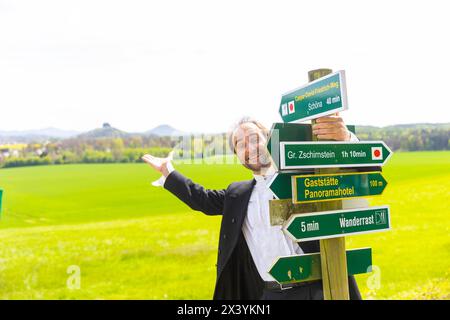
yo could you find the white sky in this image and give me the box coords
[1,0,449,133]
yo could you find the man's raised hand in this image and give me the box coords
[142,151,174,177]
[312,114,351,141]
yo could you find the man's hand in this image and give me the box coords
[312,115,351,141]
[142,151,174,177]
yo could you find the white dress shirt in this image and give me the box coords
[152,132,359,282]
[241,166,304,281]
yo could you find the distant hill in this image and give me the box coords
[145,124,186,137]
[0,127,79,139]
[76,123,129,139]
[76,123,187,139]
[0,123,188,143]
[0,127,80,143]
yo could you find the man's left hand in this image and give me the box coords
[312,115,351,141]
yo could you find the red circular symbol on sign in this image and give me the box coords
[374,149,381,157]
[289,104,294,111]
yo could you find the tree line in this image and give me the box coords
[0,124,448,168]
[355,124,449,151]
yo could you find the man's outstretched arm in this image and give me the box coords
[142,153,225,216]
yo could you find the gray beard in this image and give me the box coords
[242,158,271,173]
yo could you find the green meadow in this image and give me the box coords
[0,151,449,299]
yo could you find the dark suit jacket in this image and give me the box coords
[163,170,361,300]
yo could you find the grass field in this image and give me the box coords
[0,151,449,299]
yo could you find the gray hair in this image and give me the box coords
[228,116,270,154]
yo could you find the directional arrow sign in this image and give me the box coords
[284,206,390,242]
[280,141,393,170]
[268,248,372,284]
[268,172,299,199]
[279,70,348,123]
[267,122,355,172]
[292,171,387,203]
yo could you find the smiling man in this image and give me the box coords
[142,115,362,300]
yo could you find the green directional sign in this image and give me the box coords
[284,206,390,242]
[280,141,393,170]
[268,172,299,199]
[268,248,372,284]
[0,189,3,214]
[266,122,355,171]
[292,171,387,203]
[279,70,348,123]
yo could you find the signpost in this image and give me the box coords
[279,70,348,123]
[284,206,391,242]
[269,248,372,284]
[266,68,393,300]
[0,189,3,214]
[280,141,393,170]
[292,171,387,203]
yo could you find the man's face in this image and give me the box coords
[233,123,272,172]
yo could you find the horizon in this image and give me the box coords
[0,121,449,137]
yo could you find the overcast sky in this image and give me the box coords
[1,0,449,133]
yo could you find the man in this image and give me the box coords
[142,115,362,300]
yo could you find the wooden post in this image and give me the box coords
[308,68,350,300]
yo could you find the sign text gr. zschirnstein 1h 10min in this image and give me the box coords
[280,141,393,169]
